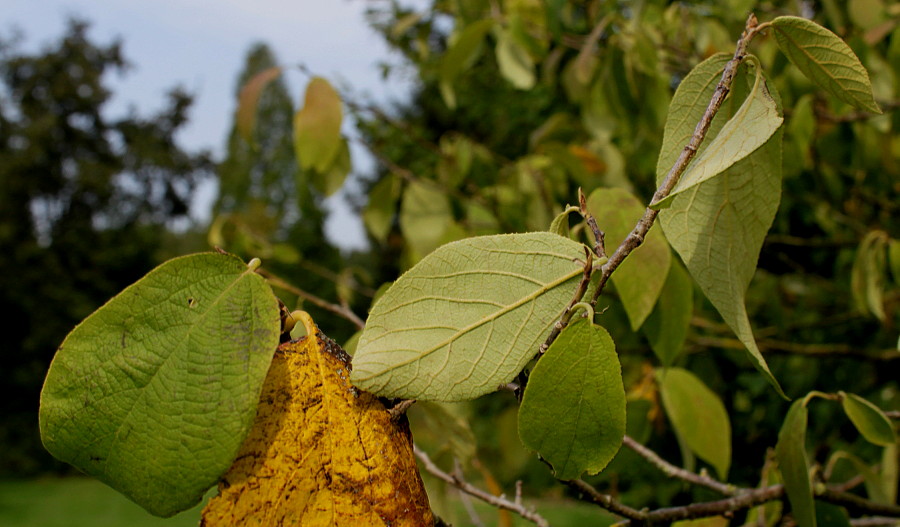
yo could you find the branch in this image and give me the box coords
[623,435,736,496]
[634,485,786,525]
[413,445,551,527]
[818,488,900,518]
[566,479,646,521]
[590,13,763,307]
[688,335,900,362]
[260,270,366,330]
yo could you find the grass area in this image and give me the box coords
[0,478,204,527]
[0,477,614,526]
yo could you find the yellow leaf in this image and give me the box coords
[294,77,343,173]
[201,327,433,526]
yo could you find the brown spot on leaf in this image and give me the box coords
[201,329,433,526]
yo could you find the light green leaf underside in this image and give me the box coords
[772,16,881,114]
[840,392,897,446]
[776,400,816,527]
[653,65,783,209]
[587,187,671,330]
[657,368,731,479]
[351,232,587,401]
[518,320,625,480]
[495,28,535,90]
[642,259,693,367]
[39,253,281,517]
[439,19,494,108]
[656,58,785,397]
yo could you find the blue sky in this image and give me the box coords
[4,0,416,249]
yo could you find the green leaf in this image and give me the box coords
[850,231,889,321]
[294,77,343,172]
[350,232,587,401]
[549,205,578,237]
[652,64,783,209]
[776,399,816,527]
[518,320,625,480]
[772,16,881,113]
[657,368,731,479]
[814,501,851,527]
[495,27,536,90]
[883,443,898,504]
[309,138,351,197]
[642,259,693,367]
[39,253,281,517]
[237,66,282,143]
[363,174,400,242]
[587,187,671,330]
[656,59,786,398]
[399,180,453,259]
[888,239,900,285]
[840,391,897,446]
[439,19,494,108]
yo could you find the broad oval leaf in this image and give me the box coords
[518,320,625,480]
[201,331,433,526]
[656,59,785,398]
[294,77,343,173]
[39,253,281,517]
[439,19,494,108]
[495,27,536,90]
[657,368,731,479]
[351,232,588,401]
[237,66,282,143]
[840,392,897,446]
[642,259,693,367]
[363,173,401,242]
[652,64,783,209]
[776,399,816,527]
[772,16,881,114]
[309,138,351,197]
[587,187,671,330]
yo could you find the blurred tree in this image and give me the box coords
[211,43,351,340]
[0,19,213,475]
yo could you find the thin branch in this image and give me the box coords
[818,488,900,518]
[631,485,786,525]
[413,445,551,527]
[260,269,366,330]
[688,335,900,362]
[590,13,763,307]
[538,247,594,355]
[850,517,900,527]
[885,410,900,420]
[567,479,646,521]
[623,435,736,496]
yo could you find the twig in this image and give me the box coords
[631,485,786,525]
[567,479,646,521]
[388,398,416,420]
[818,488,900,518]
[688,335,900,362]
[260,269,366,330]
[885,410,900,420]
[590,13,763,307]
[414,445,551,527]
[538,247,594,355]
[580,189,607,259]
[623,435,736,496]
[850,517,900,527]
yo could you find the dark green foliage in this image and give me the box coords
[0,20,212,475]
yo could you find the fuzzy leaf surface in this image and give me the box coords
[772,16,881,113]
[351,232,587,401]
[39,253,281,517]
[776,400,816,527]
[656,58,785,397]
[657,368,731,479]
[202,333,433,526]
[587,187,670,330]
[518,320,625,480]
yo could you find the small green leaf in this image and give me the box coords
[587,187,671,330]
[772,16,881,113]
[309,138,351,197]
[495,27,536,90]
[351,232,587,401]
[814,501,851,527]
[642,259,693,367]
[656,60,786,398]
[39,253,281,517]
[888,239,900,285]
[776,399,816,527]
[840,392,897,446]
[850,231,889,321]
[883,443,898,504]
[399,180,453,259]
[652,63,783,209]
[657,368,731,479]
[363,174,400,242]
[549,205,579,237]
[518,320,625,480]
[237,66,282,143]
[294,77,343,172]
